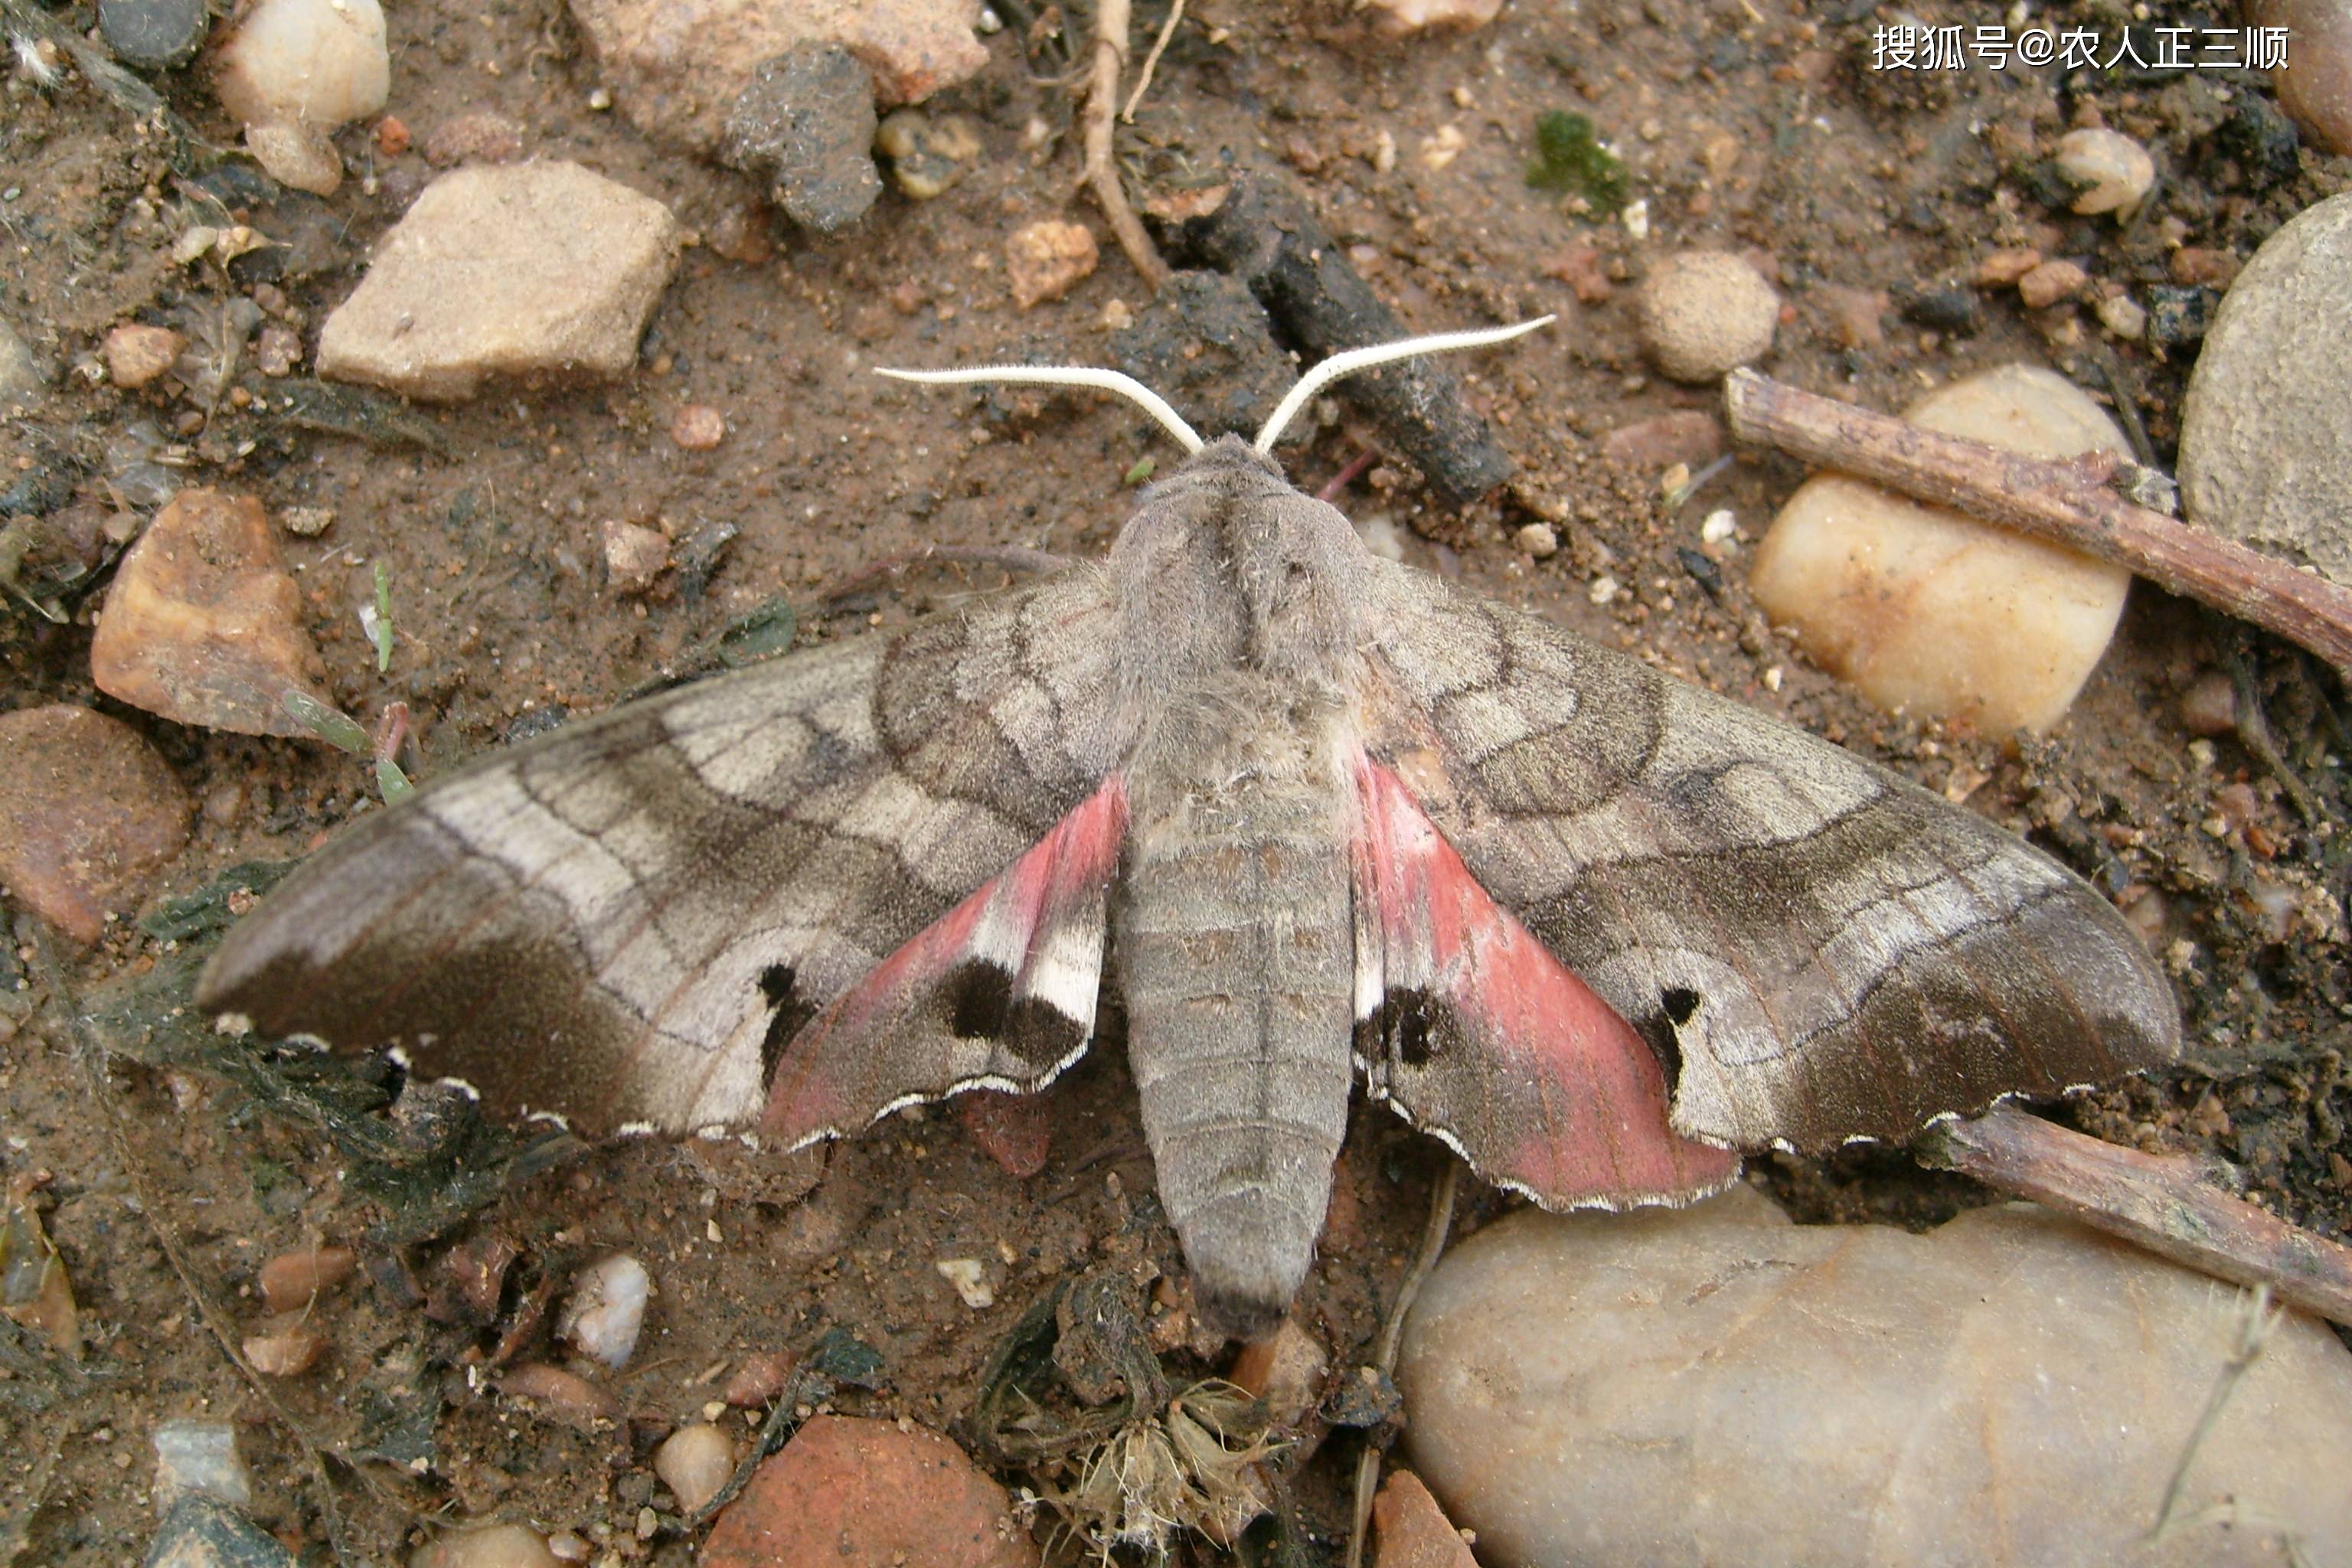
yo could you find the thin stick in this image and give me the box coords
[1121,0,1184,121]
[1916,1106,2352,1328]
[1316,446,1380,504]
[2148,1285,2278,1544]
[1345,1158,1459,1568]
[1083,0,1172,292]
[1722,370,2352,681]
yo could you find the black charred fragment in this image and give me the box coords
[1172,172,1518,509]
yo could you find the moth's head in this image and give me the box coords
[1108,435,1370,680]
[872,315,1555,682]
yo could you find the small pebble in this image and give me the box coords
[1544,243,1613,304]
[668,404,726,451]
[253,323,302,375]
[558,1253,650,1368]
[1364,0,1504,33]
[317,162,681,401]
[1006,220,1098,309]
[701,1416,1037,1568]
[2052,128,2154,217]
[410,1523,563,1568]
[90,488,334,737]
[1513,521,1558,559]
[99,0,211,70]
[374,115,410,156]
[1228,1318,1328,1432]
[2179,191,2352,585]
[602,520,670,593]
[210,0,388,194]
[1634,252,1779,382]
[242,1317,328,1376]
[1587,574,1619,606]
[1814,284,1886,349]
[2178,670,2238,736]
[2094,293,2145,340]
[1972,247,2043,286]
[874,110,983,201]
[654,1423,737,1514]
[2168,247,2239,289]
[2015,259,2089,309]
[1700,508,1739,545]
[153,1417,252,1508]
[104,323,185,390]
[721,1349,798,1408]
[279,504,334,537]
[500,1362,620,1427]
[936,1258,995,1309]
[1599,409,1724,472]
[259,1244,356,1312]
[421,112,525,168]
[1371,1468,1476,1568]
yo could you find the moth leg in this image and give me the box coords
[760,776,1129,1145]
[1348,753,1740,1207]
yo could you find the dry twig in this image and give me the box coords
[1916,1106,2352,1328]
[1083,0,1173,292]
[1722,370,2352,681]
[1344,1158,1459,1568]
[1121,0,1185,121]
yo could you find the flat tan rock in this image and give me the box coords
[317,162,681,401]
[1747,364,2132,736]
[0,705,191,944]
[1400,1190,2352,1568]
[90,488,332,738]
[567,0,988,155]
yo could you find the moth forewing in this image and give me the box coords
[198,326,2180,1332]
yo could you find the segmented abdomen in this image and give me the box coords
[1119,769,1356,1325]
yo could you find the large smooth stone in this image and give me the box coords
[2179,191,2352,585]
[1399,1189,2352,1568]
[1748,364,2132,737]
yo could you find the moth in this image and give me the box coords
[200,322,2180,1331]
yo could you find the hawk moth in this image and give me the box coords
[198,323,2180,1330]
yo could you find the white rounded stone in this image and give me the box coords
[1747,363,2132,736]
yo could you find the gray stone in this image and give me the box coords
[144,1494,296,1568]
[100,0,211,70]
[1399,1190,2352,1568]
[0,317,47,410]
[2180,191,2352,585]
[720,45,881,235]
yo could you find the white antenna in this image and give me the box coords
[875,364,1205,454]
[877,315,1555,462]
[1253,316,1556,452]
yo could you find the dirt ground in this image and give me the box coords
[2,0,2349,1561]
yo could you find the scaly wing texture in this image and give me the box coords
[199,567,1134,1137]
[1353,559,2179,1160]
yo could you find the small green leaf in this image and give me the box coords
[1125,456,1157,487]
[374,757,415,804]
[371,560,395,673]
[715,598,799,668]
[281,688,371,754]
[1526,110,1628,215]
